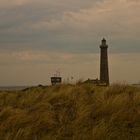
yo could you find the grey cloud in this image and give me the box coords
[0,0,140,54]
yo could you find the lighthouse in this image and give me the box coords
[100,38,109,85]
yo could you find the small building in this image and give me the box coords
[84,78,100,84]
[51,77,62,85]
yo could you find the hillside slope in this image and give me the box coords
[0,84,140,140]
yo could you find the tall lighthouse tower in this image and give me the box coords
[100,38,109,85]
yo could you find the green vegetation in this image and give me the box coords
[0,84,140,140]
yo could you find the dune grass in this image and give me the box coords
[0,84,140,140]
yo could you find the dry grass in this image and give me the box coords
[0,84,140,140]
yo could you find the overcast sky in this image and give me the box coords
[0,0,140,86]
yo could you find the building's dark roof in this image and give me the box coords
[84,78,100,84]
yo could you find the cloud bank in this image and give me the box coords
[0,0,140,52]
